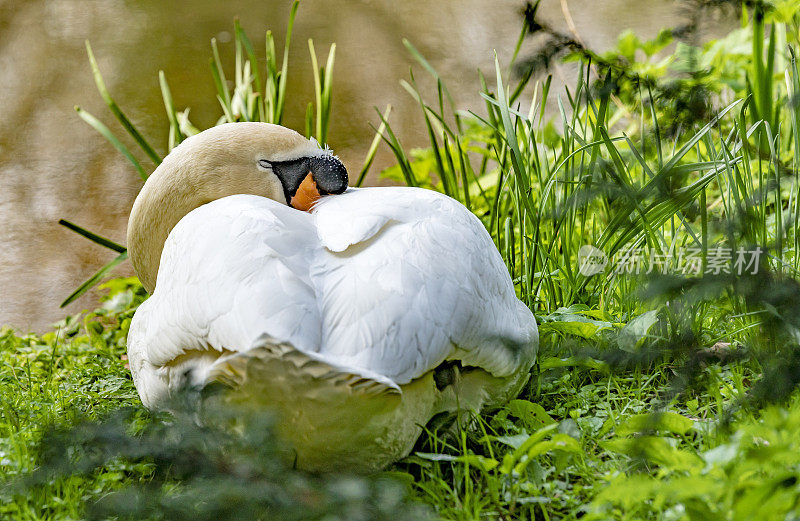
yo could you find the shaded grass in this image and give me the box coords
[0,283,777,520]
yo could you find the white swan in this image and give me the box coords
[126,122,538,470]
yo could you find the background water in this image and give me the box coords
[0,0,731,331]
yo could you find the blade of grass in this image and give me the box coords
[403,38,461,132]
[275,0,300,124]
[492,52,534,221]
[321,43,336,145]
[58,220,126,253]
[159,71,183,151]
[356,104,392,186]
[60,251,128,307]
[234,18,265,121]
[85,41,162,166]
[74,106,147,180]
[375,108,417,187]
[309,40,322,141]
[210,38,233,120]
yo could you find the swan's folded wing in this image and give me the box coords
[127,195,324,406]
[311,187,539,385]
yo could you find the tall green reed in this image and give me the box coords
[377,8,800,339]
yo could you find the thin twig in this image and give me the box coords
[559,0,630,118]
[559,0,585,47]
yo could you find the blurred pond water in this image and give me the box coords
[0,0,728,330]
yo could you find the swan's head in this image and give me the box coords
[127,122,348,293]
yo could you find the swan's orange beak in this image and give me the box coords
[289,173,321,212]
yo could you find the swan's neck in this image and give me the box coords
[127,154,284,294]
[127,167,205,293]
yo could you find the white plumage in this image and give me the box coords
[125,123,538,470]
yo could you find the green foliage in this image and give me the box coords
[0,279,146,519]
[395,345,775,520]
[591,397,800,520]
[369,2,800,518]
[9,1,800,519]
[14,400,431,521]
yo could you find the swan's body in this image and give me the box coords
[126,123,538,470]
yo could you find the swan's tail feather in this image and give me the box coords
[205,335,400,398]
[200,336,434,471]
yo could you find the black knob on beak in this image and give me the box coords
[307,155,348,195]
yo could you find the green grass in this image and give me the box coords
[6,1,800,519]
[0,279,145,520]
[0,287,791,520]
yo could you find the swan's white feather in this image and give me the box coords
[128,187,538,407]
[127,195,322,404]
[311,187,538,383]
